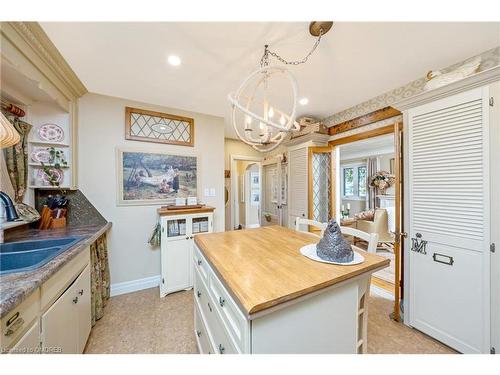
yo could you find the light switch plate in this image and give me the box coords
[204,188,210,197]
[210,188,216,197]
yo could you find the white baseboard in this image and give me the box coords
[370,284,395,301]
[110,275,161,297]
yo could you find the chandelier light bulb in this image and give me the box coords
[268,107,274,119]
[279,115,286,126]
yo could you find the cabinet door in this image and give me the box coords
[162,237,192,296]
[407,87,490,353]
[9,320,40,354]
[41,282,78,353]
[74,265,91,353]
[288,147,308,228]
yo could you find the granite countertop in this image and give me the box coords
[0,222,112,318]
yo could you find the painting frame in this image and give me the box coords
[116,147,199,206]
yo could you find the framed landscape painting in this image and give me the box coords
[117,149,198,205]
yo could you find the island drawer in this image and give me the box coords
[208,270,248,352]
[194,302,213,354]
[193,244,209,286]
[194,269,238,354]
[194,271,220,346]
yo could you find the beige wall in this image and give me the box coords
[224,138,262,169]
[78,93,225,285]
[224,138,263,230]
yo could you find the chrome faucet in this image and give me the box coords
[0,191,19,222]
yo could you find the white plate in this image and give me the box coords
[300,243,365,265]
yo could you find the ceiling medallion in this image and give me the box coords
[228,22,333,152]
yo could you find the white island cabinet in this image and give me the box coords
[158,207,215,298]
[193,226,389,354]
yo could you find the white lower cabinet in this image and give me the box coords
[9,321,40,354]
[41,265,91,354]
[2,247,92,354]
[159,211,214,298]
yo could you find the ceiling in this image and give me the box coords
[340,134,394,161]
[40,22,500,138]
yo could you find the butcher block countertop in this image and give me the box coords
[194,225,390,316]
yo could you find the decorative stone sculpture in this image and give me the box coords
[316,218,354,263]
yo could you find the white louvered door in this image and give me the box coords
[407,87,490,353]
[288,147,308,229]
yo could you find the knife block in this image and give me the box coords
[38,206,67,230]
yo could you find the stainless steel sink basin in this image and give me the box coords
[0,237,84,275]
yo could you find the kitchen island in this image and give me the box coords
[193,225,390,354]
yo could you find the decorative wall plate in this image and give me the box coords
[38,123,64,142]
[36,167,64,185]
[299,244,364,266]
[31,148,51,163]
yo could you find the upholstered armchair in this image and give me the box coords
[356,208,394,245]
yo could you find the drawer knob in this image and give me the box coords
[197,259,202,266]
[219,297,225,307]
[73,297,79,304]
[196,330,202,337]
[78,289,84,296]
[218,344,225,354]
[197,290,202,298]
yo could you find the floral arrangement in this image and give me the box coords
[370,171,395,193]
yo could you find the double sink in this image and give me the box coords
[0,237,84,275]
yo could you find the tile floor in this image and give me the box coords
[84,287,456,354]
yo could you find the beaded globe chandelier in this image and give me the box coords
[228,22,333,152]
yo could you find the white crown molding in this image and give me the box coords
[393,65,500,111]
[1,22,87,100]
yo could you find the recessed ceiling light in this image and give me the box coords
[299,97,309,105]
[167,55,181,66]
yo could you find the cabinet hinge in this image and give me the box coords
[161,227,164,233]
[491,347,496,354]
[489,97,494,107]
[491,243,496,253]
[162,278,165,284]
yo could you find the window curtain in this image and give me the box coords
[90,233,110,326]
[4,116,31,202]
[366,157,378,209]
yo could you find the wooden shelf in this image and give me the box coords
[30,141,70,147]
[29,185,71,189]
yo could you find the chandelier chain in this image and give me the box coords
[260,28,323,67]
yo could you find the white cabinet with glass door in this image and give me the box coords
[159,208,215,297]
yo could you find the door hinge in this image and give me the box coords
[490,97,494,107]
[161,226,164,233]
[491,347,496,354]
[491,243,496,253]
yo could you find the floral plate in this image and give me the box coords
[38,123,64,142]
